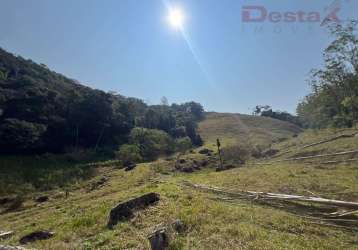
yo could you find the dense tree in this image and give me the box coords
[0,119,47,153]
[116,144,142,165]
[129,127,174,160]
[254,105,302,127]
[297,21,358,128]
[0,48,205,154]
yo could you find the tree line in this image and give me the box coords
[254,21,358,129]
[297,21,358,128]
[0,48,203,155]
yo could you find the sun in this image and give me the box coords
[168,8,185,29]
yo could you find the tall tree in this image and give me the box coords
[297,20,358,128]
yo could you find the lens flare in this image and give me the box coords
[168,8,184,29]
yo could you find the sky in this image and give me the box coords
[0,0,357,114]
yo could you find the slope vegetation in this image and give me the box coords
[0,116,357,250]
[198,112,302,149]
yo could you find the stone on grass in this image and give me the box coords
[148,228,169,250]
[198,148,211,154]
[200,160,208,167]
[19,231,54,245]
[181,167,194,173]
[0,197,15,205]
[172,219,186,233]
[178,159,186,164]
[35,196,49,203]
[107,193,160,229]
[124,163,137,172]
[89,177,108,191]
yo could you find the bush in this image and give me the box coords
[116,144,142,165]
[129,127,175,160]
[175,137,192,153]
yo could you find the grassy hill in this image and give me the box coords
[198,112,302,149]
[0,114,358,250]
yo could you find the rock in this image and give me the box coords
[107,193,160,229]
[4,196,24,212]
[19,231,54,245]
[125,163,137,172]
[0,197,15,206]
[216,164,236,172]
[193,164,201,170]
[0,246,30,250]
[181,167,194,173]
[98,177,108,185]
[172,219,186,234]
[0,231,14,239]
[198,148,211,154]
[148,228,169,250]
[262,148,279,157]
[35,196,49,203]
[89,177,108,191]
[200,160,208,167]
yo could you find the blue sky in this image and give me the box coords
[0,0,357,113]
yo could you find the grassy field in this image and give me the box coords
[198,112,302,149]
[0,113,357,249]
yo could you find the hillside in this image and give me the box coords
[0,48,204,154]
[1,114,357,249]
[198,112,302,149]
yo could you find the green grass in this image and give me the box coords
[0,151,112,196]
[0,114,357,249]
[198,112,302,149]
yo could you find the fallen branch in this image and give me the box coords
[308,221,356,230]
[300,134,357,150]
[270,150,292,159]
[253,156,358,166]
[183,182,358,209]
[0,231,14,239]
[77,160,122,168]
[320,158,358,165]
[329,210,358,217]
[270,150,358,163]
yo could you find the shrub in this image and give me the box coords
[129,127,175,160]
[175,137,192,153]
[116,144,142,165]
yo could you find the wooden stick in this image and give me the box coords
[308,221,357,230]
[320,158,358,165]
[300,134,357,150]
[0,231,14,239]
[270,150,358,163]
[184,182,358,209]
